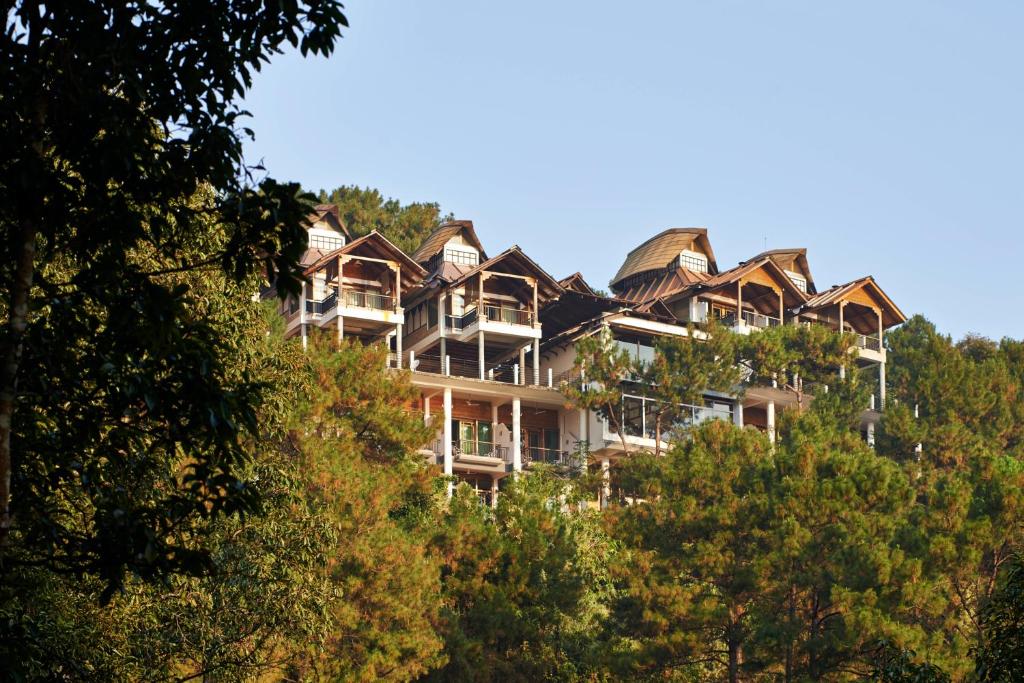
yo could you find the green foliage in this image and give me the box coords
[563,327,636,454]
[870,641,951,683]
[318,185,452,254]
[0,0,348,594]
[425,472,616,682]
[975,555,1024,681]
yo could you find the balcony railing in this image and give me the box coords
[445,308,478,333]
[717,310,780,329]
[483,305,532,326]
[305,290,338,316]
[342,288,394,312]
[621,394,733,440]
[433,440,511,462]
[855,333,882,352]
[523,447,576,468]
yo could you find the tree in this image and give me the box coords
[739,322,857,412]
[608,420,775,682]
[974,554,1024,682]
[641,320,741,456]
[425,471,616,682]
[318,185,452,254]
[0,0,347,590]
[563,326,636,455]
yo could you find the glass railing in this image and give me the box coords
[305,290,338,316]
[621,394,733,439]
[433,439,510,462]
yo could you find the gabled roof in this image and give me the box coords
[410,220,486,265]
[303,230,428,289]
[307,204,352,239]
[447,246,564,303]
[695,256,808,307]
[611,228,718,289]
[745,248,816,294]
[558,272,598,296]
[802,276,907,329]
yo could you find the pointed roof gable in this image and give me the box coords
[698,257,808,307]
[307,204,352,239]
[303,230,427,289]
[410,220,486,265]
[558,272,598,296]
[745,248,816,294]
[448,246,564,303]
[611,228,718,289]
[803,276,906,329]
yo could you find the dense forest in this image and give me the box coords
[2,2,1022,681]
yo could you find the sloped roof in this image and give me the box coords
[307,204,352,238]
[698,256,808,306]
[447,246,564,302]
[611,228,718,288]
[410,220,486,265]
[802,276,906,328]
[558,272,598,296]
[616,266,712,305]
[745,248,816,294]
[303,230,427,289]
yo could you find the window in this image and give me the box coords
[677,251,708,273]
[788,273,808,292]
[309,233,344,251]
[445,249,478,266]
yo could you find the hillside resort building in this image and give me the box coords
[270,206,906,507]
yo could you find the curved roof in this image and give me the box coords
[410,220,486,265]
[611,228,718,288]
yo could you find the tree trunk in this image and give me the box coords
[654,413,662,457]
[0,219,36,540]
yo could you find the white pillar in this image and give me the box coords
[767,400,776,444]
[443,388,453,497]
[478,330,486,380]
[519,347,527,385]
[878,362,886,410]
[733,401,744,428]
[337,314,343,342]
[491,476,499,509]
[491,404,499,456]
[513,364,519,385]
[299,286,308,350]
[600,457,611,509]
[512,397,522,472]
[547,367,553,388]
[423,394,431,425]
[396,324,403,368]
[532,338,540,386]
[866,421,876,448]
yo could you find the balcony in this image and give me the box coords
[720,310,782,329]
[433,439,511,464]
[523,447,578,469]
[621,393,734,441]
[343,288,394,312]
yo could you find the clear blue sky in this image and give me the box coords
[243,1,1023,341]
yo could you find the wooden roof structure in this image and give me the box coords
[744,248,816,294]
[303,230,427,289]
[558,272,598,296]
[410,220,486,265]
[611,228,718,289]
[447,246,564,303]
[307,204,351,238]
[802,276,906,329]
[697,256,808,307]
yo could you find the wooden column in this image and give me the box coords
[532,278,538,326]
[736,279,743,326]
[778,289,784,324]
[439,292,447,363]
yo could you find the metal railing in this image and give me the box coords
[434,440,511,462]
[445,308,478,333]
[342,288,394,311]
[856,333,882,351]
[523,447,576,468]
[719,310,781,328]
[305,290,338,316]
[484,305,532,326]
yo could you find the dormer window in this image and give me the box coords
[785,270,807,292]
[677,250,708,273]
[309,232,345,251]
[444,248,478,267]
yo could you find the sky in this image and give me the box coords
[243,1,1024,341]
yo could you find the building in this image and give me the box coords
[272,218,906,507]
